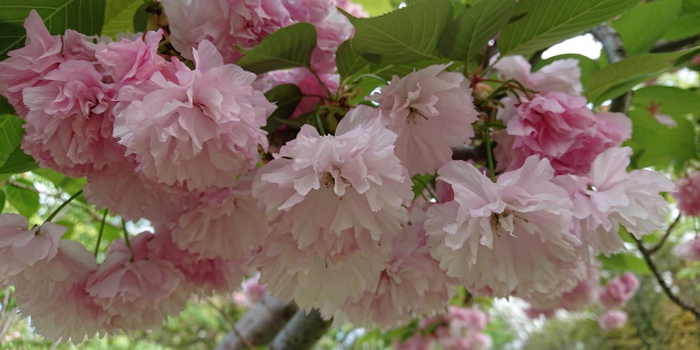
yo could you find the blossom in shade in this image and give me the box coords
[0,214,64,279]
[20,58,125,177]
[242,274,267,306]
[11,240,102,343]
[553,147,673,255]
[171,173,269,259]
[0,10,64,116]
[258,68,339,120]
[424,156,581,298]
[96,30,167,86]
[493,55,583,96]
[327,222,457,329]
[86,232,189,330]
[673,172,700,217]
[113,40,275,191]
[674,238,700,261]
[599,273,639,309]
[368,64,479,175]
[598,310,627,330]
[504,92,632,175]
[147,231,246,295]
[159,0,292,63]
[526,263,599,316]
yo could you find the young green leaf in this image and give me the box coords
[624,109,697,170]
[498,0,642,56]
[236,23,317,74]
[0,190,5,213]
[438,0,515,62]
[336,41,370,81]
[0,114,24,157]
[343,0,454,64]
[612,0,682,55]
[5,180,40,217]
[662,12,700,41]
[263,84,304,132]
[101,0,143,37]
[0,145,38,174]
[0,0,107,59]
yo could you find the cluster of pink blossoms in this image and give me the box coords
[0,0,677,344]
[395,307,492,350]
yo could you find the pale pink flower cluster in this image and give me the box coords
[525,264,600,317]
[494,56,583,96]
[674,238,700,261]
[252,116,413,310]
[258,68,339,120]
[159,0,292,63]
[673,172,700,216]
[599,273,639,309]
[368,64,479,175]
[395,307,492,350]
[598,310,628,330]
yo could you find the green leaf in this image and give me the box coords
[5,180,39,217]
[683,0,700,12]
[624,109,697,169]
[498,0,642,56]
[263,84,304,132]
[632,85,700,117]
[32,168,65,188]
[59,176,86,197]
[586,50,692,105]
[438,0,515,62]
[0,0,107,58]
[0,145,38,174]
[132,2,150,33]
[353,0,394,16]
[612,0,682,55]
[336,40,370,82]
[236,23,317,74]
[369,60,440,80]
[0,97,14,115]
[0,115,24,157]
[343,0,454,64]
[662,12,700,41]
[599,252,651,275]
[532,54,600,89]
[0,190,5,213]
[101,0,142,37]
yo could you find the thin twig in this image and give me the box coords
[208,301,255,350]
[651,34,700,53]
[0,307,17,342]
[633,235,700,320]
[649,214,682,254]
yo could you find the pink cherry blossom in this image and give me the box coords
[553,147,673,255]
[113,40,275,191]
[504,92,631,175]
[0,10,64,116]
[599,273,639,309]
[86,232,189,330]
[436,180,455,204]
[368,64,479,175]
[171,173,269,259]
[0,214,64,279]
[598,310,627,330]
[526,264,599,315]
[96,30,167,86]
[20,58,125,177]
[242,274,267,306]
[84,165,188,224]
[160,0,292,63]
[673,172,700,216]
[260,68,339,120]
[674,237,700,261]
[147,230,246,295]
[11,240,101,343]
[327,223,457,329]
[420,307,492,350]
[493,55,583,96]
[424,156,581,298]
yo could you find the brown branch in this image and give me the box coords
[651,34,700,53]
[648,214,682,254]
[633,235,700,320]
[451,144,487,163]
[213,294,298,350]
[589,23,630,113]
[266,308,332,350]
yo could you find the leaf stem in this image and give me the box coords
[94,210,109,258]
[483,128,496,182]
[307,66,333,100]
[44,190,83,223]
[121,218,132,251]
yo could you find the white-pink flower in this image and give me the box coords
[494,55,583,96]
[86,232,189,330]
[526,263,599,314]
[599,273,639,309]
[673,172,700,217]
[503,92,631,175]
[674,237,700,261]
[369,64,479,175]
[242,274,267,306]
[0,214,63,279]
[598,310,627,330]
[171,173,269,259]
[96,30,167,86]
[160,0,292,63]
[553,147,673,255]
[11,240,102,343]
[327,223,457,329]
[113,40,275,191]
[424,156,581,298]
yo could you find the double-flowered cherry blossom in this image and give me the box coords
[493,55,583,96]
[113,40,275,191]
[368,64,479,175]
[673,172,700,217]
[599,273,639,309]
[425,156,581,298]
[0,214,63,279]
[674,238,700,261]
[598,310,628,330]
